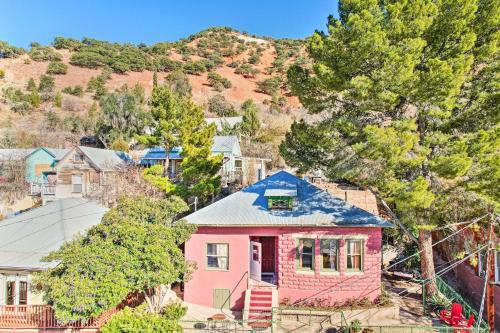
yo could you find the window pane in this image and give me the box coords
[19,281,27,305]
[207,244,217,255]
[206,243,229,270]
[301,239,313,254]
[321,240,338,270]
[302,254,313,269]
[347,240,361,255]
[6,281,15,305]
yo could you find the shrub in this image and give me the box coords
[61,85,84,97]
[0,69,4,79]
[11,101,31,114]
[227,60,240,68]
[164,70,192,96]
[256,76,281,95]
[46,61,68,75]
[53,37,83,50]
[154,56,182,72]
[207,72,231,90]
[0,40,25,58]
[183,60,207,75]
[207,94,237,117]
[28,46,62,62]
[101,304,186,333]
[53,91,62,107]
[26,78,37,92]
[110,138,129,152]
[38,75,55,94]
[70,50,107,69]
[426,294,452,314]
[235,63,259,78]
[87,76,108,100]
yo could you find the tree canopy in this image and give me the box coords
[33,196,195,322]
[282,0,499,293]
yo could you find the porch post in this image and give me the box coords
[14,275,20,305]
[0,273,5,305]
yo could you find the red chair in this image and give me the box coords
[454,314,474,333]
[440,303,464,326]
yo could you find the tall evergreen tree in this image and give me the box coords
[282,0,498,294]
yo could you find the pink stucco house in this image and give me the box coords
[183,171,392,318]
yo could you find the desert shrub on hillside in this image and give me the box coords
[154,56,182,72]
[207,94,237,117]
[164,70,192,97]
[53,92,62,107]
[29,91,41,108]
[182,60,207,75]
[26,78,37,92]
[0,41,25,58]
[11,101,31,114]
[70,50,107,69]
[207,72,232,91]
[44,111,61,131]
[38,75,55,93]
[87,75,108,100]
[61,85,84,97]
[0,69,4,79]
[28,46,62,62]
[53,37,83,51]
[46,61,68,75]
[228,60,240,68]
[256,76,281,95]
[235,63,259,78]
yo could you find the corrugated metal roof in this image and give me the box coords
[78,146,128,171]
[264,181,298,197]
[212,136,241,155]
[0,149,36,161]
[185,170,392,228]
[46,148,69,160]
[205,117,243,131]
[140,136,241,163]
[0,198,108,270]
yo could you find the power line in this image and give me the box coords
[384,214,488,272]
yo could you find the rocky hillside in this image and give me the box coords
[0,27,308,155]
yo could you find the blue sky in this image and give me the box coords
[1,1,338,48]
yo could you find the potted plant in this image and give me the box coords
[350,319,362,333]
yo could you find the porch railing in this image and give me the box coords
[0,305,96,328]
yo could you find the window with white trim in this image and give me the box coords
[296,238,314,271]
[206,243,229,270]
[320,239,339,271]
[346,239,363,272]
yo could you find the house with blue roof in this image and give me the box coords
[140,135,268,184]
[182,170,392,317]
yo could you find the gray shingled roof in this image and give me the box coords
[0,198,108,270]
[78,146,127,171]
[185,170,392,228]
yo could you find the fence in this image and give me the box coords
[421,276,489,332]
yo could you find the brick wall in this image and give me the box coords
[277,227,382,305]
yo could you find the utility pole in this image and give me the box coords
[486,205,495,332]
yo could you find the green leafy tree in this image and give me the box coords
[240,99,261,139]
[282,0,498,294]
[101,304,186,333]
[142,165,175,193]
[33,196,195,321]
[97,87,149,147]
[176,108,222,204]
[110,137,130,152]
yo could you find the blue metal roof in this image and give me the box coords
[141,147,183,162]
[184,170,393,228]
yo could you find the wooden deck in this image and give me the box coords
[0,292,144,330]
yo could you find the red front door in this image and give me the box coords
[261,237,275,273]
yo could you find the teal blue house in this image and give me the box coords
[25,148,69,184]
